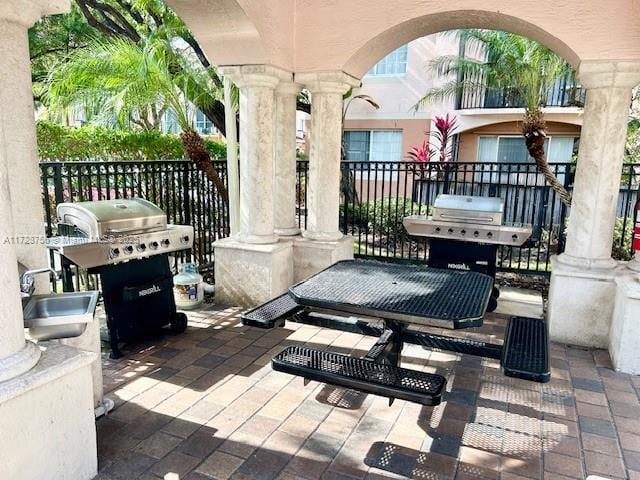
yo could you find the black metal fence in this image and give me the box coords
[40,160,229,287]
[40,159,640,281]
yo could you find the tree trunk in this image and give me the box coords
[180,128,229,205]
[522,108,572,207]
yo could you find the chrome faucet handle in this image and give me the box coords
[20,267,58,295]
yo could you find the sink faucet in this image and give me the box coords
[20,268,58,297]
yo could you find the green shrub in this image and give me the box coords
[612,217,633,261]
[342,197,429,241]
[36,121,227,161]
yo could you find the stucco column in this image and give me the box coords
[0,2,70,381]
[2,4,55,293]
[218,65,290,244]
[298,72,360,241]
[548,61,640,348]
[274,81,302,236]
[562,62,640,267]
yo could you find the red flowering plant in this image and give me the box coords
[406,113,458,181]
[432,113,459,163]
[406,140,435,179]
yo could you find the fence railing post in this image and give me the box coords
[182,164,192,263]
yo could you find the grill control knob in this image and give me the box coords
[161,239,170,248]
[136,243,146,252]
[434,227,441,233]
[149,241,159,250]
[512,234,518,241]
[473,231,480,237]
[487,232,493,238]
[460,229,466,236]
[447,228,454,234]
[109,248,120,259]
[123,245,134,255]
[180,235,190,244]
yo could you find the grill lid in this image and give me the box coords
[57,198,167,238]
[433,195,503,213]
[432,194,504,225]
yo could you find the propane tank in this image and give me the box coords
[173,263,204,310]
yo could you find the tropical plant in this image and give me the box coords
[44,36,228,202]
[417,30,574,206]
[341,88,380,159]
[340,88,381,202]
[432,113,458,163]
[407,140,434,163]
[406,114,458,189]
[41,0,311,132]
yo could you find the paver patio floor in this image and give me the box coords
[94,303,640,480]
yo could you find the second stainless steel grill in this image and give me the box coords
[403,194,533,312]
[403,194,532,246]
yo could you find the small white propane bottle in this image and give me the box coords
[173,263,204,310]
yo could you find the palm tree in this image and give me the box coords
[44,35,228,203]
[417,30,574,206]
[341,88,380,202]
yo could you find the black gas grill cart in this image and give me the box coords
[49,198,194,358]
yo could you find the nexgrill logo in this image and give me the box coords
[139,285,161,297]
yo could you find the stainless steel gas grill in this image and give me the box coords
[403,194,533,311]
[49,198,194,358]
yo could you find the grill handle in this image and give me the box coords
[437,213,496,224]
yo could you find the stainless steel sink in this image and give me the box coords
[23,291,99,341]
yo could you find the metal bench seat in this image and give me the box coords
[241,293,303,329]
[501,316,550,383]
[272,346,447,406]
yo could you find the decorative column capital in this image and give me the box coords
[276,80,302,96]
[296,71,360,95]
[577,60,640,90]
[219,64,292,89]
[0,0,69,28]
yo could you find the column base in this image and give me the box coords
[292,235,354,282]
[610,270,640,374]
[214,237,293,307]
[548,254,621,348]
[275,226,301,237]
[0,340,41,383]
[0,344,96,480]
[238,233,279,244]
[302,230,344,242]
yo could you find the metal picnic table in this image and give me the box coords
[242,259,549,406]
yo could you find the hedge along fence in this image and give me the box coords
[37,121,227,161]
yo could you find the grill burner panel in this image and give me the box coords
[403,216,531,246]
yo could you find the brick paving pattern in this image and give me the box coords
[94,305,640,479]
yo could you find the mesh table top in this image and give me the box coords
[289,260,493,328]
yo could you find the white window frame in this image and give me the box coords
[477,135,577,163]
[366,45,408,77]
[345,129,403,181]
[194,109,215,136]
[476,134,577,184]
